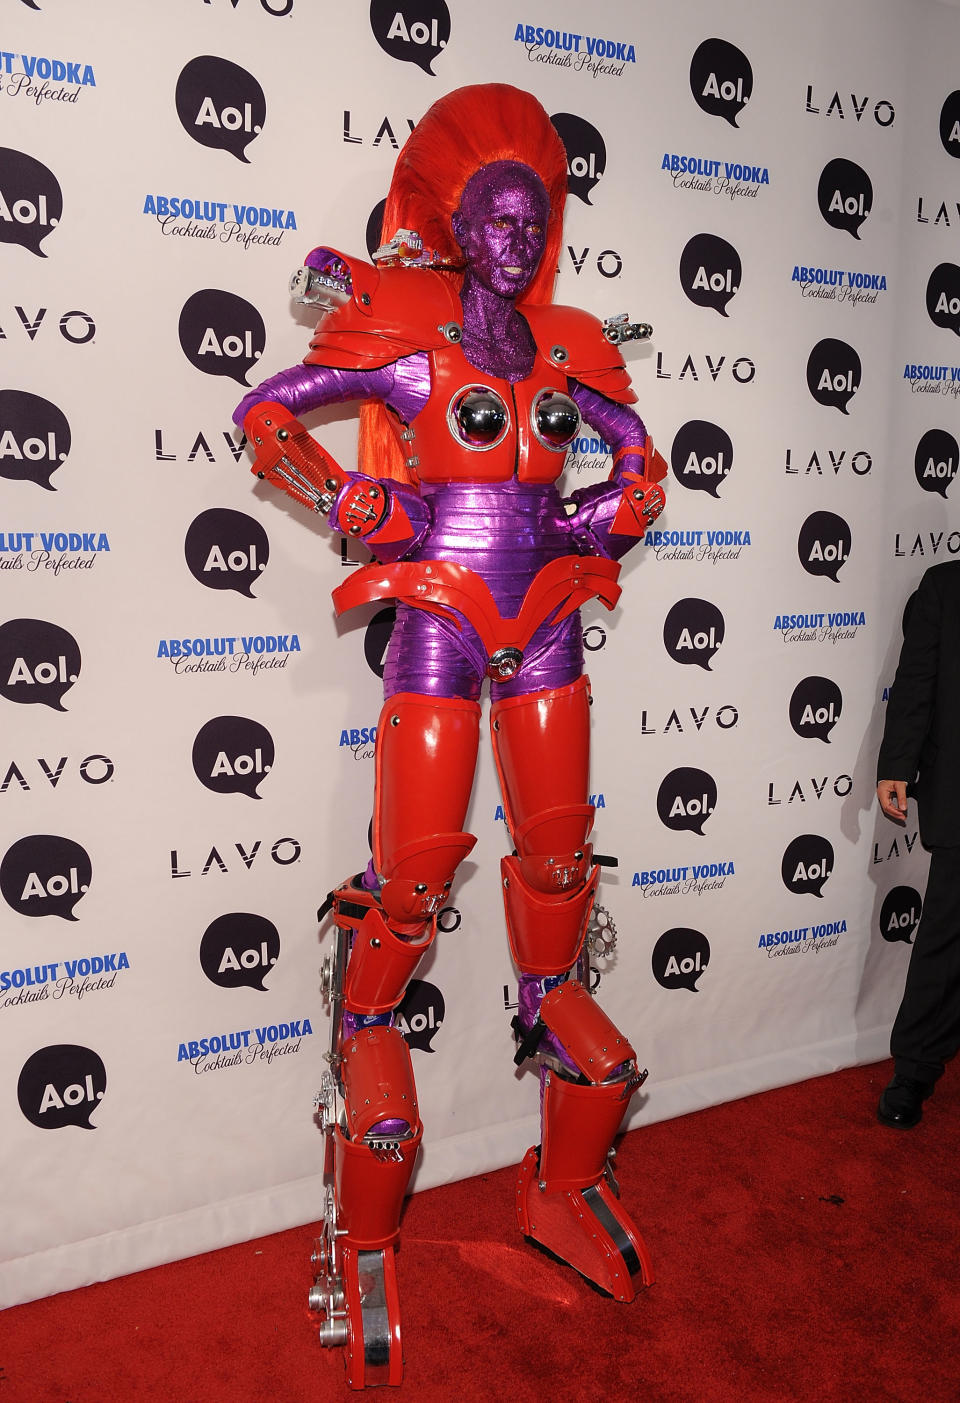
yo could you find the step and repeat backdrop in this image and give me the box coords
[2,0,958,1306]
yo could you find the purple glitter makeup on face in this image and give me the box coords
[454,161,549,301]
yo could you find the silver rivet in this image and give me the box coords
[390,715,400,726]
[325,478,339,492]
[349,524,362,535]
[415,883,428,893]
[361,293,371,305]
[371,938,381,949]
[277,428,289,441]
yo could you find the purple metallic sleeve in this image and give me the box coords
[233,354,430,427]
[564,380,650,561]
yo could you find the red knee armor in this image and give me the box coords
[374,692,479,925]
[501,857,599,976]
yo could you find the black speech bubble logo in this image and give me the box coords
[781,834,833,897]
[366,199,387,259]
[184,508,269,598]
[806,339,861,413]
[551,113,606,205]
[914,428,959,499]
[192,716,275,798]
[939,91,960,158]
[0,390,71,491]
[175,56,265,163]
[396,977,444,1051]
[879,886,922,944]
[370,0,450,75]
[178,289,265,386]
[679,233,741,316]
[1,834,91,921]
[0,148,62,257]
[652,929,710,992]
[663,598,725,671]
[789,677,843,743]
[199,912,280,990]
[689,38,752,127]
[0,618,81,711]
[817,159,872,239]
[670,420,733,498]
[926,263,960,336]
[798,511,851,583]
[656,767,717,835]
[18,1045,106,1130]
[364,606,396,679]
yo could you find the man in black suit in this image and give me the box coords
[876,560,960,1128]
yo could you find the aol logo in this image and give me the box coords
[204,541,263,573]
[200,912,280,990]
[198,327,257,359]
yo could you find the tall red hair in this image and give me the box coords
[359,83,568,484]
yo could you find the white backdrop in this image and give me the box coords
[2,0,957,1308]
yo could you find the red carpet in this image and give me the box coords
[4,1060,960,1403]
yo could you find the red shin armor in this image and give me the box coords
[501,858,599,976]
[514,981,652,1300]
[343,906,436,1015]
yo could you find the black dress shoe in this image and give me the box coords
[877,1074,933,1129]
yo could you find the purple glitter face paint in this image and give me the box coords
[453,161,549,300]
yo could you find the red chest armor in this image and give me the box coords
[398,342,572,485]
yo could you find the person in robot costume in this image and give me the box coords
[235,83,666,1388]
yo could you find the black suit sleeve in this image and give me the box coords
[877,568,943,783]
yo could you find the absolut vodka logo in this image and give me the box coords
[0,389,71,489]
[371,1,450,74]
[817,158,872,239]
[689,39,752,127]
[551,112,605,204]
[0,148,62,257]
[175,56,266,163]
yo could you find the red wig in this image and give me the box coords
[360,83,568,484]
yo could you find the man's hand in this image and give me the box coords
[877,779,908,824]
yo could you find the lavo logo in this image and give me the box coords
[202,0,294,15]
[806,338,860,413]
[670,420,732,498]
[817,158,872,239]
[175,56,266,163]
[926,263,960,336]
[551,113,606,205]
[178,289,265,385]
[663,598,725,671]
[0,148,62,257]
[0,618,80,710]
[781,834,833,897]
[0,833,91,919]
[789,677,843,743]
[1,753,113,793]
[879,886,922,944]
[679,233,741,315]
[656,767,717,835]
[797,511,852,582]
[0,389,71,490]
[184,508,269,599]
[689,38,752,127]
[370,0,450,75]
[915,428,958,498]
[200,912,280,990]
[18,1045,106,1130]
[0,306,95,346]
[651,928,710,991]
[192,715,275,798]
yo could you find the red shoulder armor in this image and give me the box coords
[522,303,637,404]
[305,255,462,370]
